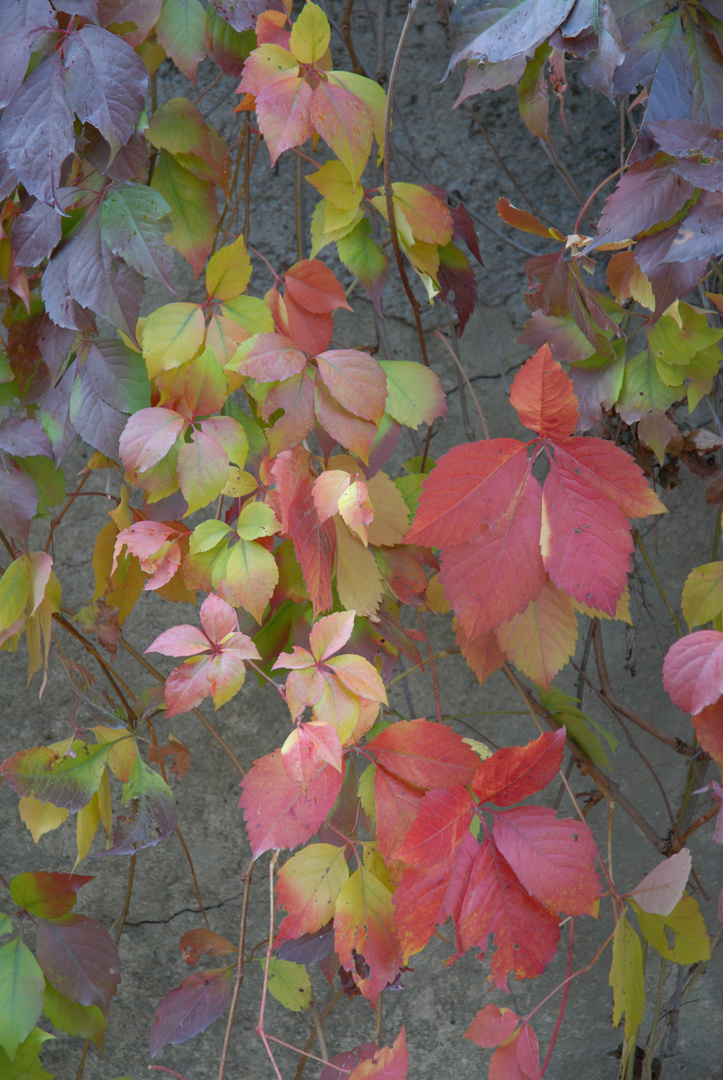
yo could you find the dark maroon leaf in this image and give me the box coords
[69,363,129,459]
[448,0,575,69]
[0,450,37,542]
[663,194,723,264]
[586,156,693,249]
[0,53,75,205]
[640,252,710,316]
[97,0,162,47]
[36,913,121,1012]
[86,130,149,183]
[0,0,56,109]
[67,213,143,339]
[687,17,723,129]
[577,1,626,97]
[63,25,148,154]
[149,967,234,1057]
[319,1044,377,1080]
[437,244,477,334]
[210,0,284,33]
[450,200,482,263]
[11,200,62,267]
[276,923,335,964]
[37,317,75,383]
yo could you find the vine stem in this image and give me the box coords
[294,989,346,1080]
[632,529,684,637]
[540,918,574,1077]
[382,0,430,369]
[432,330,489,438]
[217,858,255,1080]
[257,852,284,1080]
[416,611,442,723]
[573,165,625,236]
[524,926,616,1026]
[44,470,90,552]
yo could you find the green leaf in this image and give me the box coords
[142,303,205,379]
[0,741,115,812]
[156,0,207,81]
[17,459,65,520]
[189,520,232,555]
[213,539,278,623]
[236,502,281,541]
[608,914,644,1045]
[0,1027,54,1080]
[357,762,376,826]
[221,296,274,336]
[617,350,679,423]
[101,184,173,287]
[632,894,711,965]
[176,428,228,515]
[337,219,388,302]
[151,151,217,277]
[206,235,252,302]
[258,957,312,1012]
[205,6,255,77]
[9,873,91,922]
[539,687,617,770]
[0,917,11,940]
[0,557,29,635]
[42,983,105,1051]
[380,360,446,428]
[0,939,45,1060]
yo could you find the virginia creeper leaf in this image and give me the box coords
[0,938,45,1061]
[631,849,692,916]
[663,630,723,715]
[334,864,402,1003]
[9,872,93,922]
[156,0,207,81]
[36,914,121,1012]
[101,184,173,286]
[149,967,233,1057]
[368,719,480,790]
[391,786,473,867]
[276,843,350,942]
[180,929,236,965]
[609,914,644,1044]
[472,729,566,807]
[633,893,710,964]
[0,740,114,812]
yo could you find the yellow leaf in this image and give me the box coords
[0,556,29,634]
[222,466,258,498]
[205,234,252,302]
[306,160,362,210]
[363,843,393,892]
[86,452,118,471]
[633,894,711,965]
[426,572,449,614]
[75,792,101,868]
[572,586,632,625]
[496,582,578,690]
[334,518,384,619]
[142,302,205,378]
[366,471,409,547]
[93,728,137,783]
[609,914,645,1045]
[19,796,68,842]
[289,1,330,64]
[682,562,723,628]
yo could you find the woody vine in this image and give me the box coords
[0,0,722,1078]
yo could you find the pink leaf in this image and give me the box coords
[310,609,356,661]
[119,407,186,473]
[663,630,723,714]
[239,750,344,856]
[488,1024,541,1080]
[554,438,666,519]
[631,849,692,916]
[347,1027,408,1079]
[316,350,387,422]
[199,592,238,643]
[147,625,210,657]
[230,332,308,381]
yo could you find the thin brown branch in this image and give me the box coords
[45,470,91,553]
[52,613,134,718]
[217,858,255,1080]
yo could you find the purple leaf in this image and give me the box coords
[613,14,693,125]
[63,25,148,154]
[11,199,62,267]
[586,155,693,249]
[55,0,99,17]
[0,450,37,543]
[210,0,284,33]
[149,967,233,1057]
[97,0,163,47]
[37,317,75,383]
[0,417,52,458]
[42,240,94,331]
[36,914,121,1012]
[319,1044,377,1080]
[69,363,129,459]
[0,150,17,200]
[0,0,56,109]
[641,253,710,317]
[0,53,75,205]
[37,366,77,464]
[82,339,150,413]
[276,924,335,964]
[101,183,173,285]
[67,213,144,339]
[663,194,723,264]
[96,758,177,856]
[448,0,575,70]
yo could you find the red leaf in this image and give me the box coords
[663,630,723,715]
[464,1003,519,1048]
[347,1027,408,1079]
[404,440,528,547]
[9,872,94,922]
[148,736,191,780]
[472,730,566,807]
[374,768,424,862]
[180,929,236,965]
[284,292,334,355]
[692,700,723,767]
[368,719,480,790]
[554,438,666,519]
[492,805,601,916]
[320,1045,377,1080]
[439,471,546,637]
[36,913,121,1012]
[510,346,579,441]
[457,835,560,989]
[284,259,352,314]
[391,786,474,867]
[541,461,633,614]
[457,625,506,687]
[488,1024,541,1080]
[272,447,335,616]
[149,967,233,1057]
[334,864,402,1003]
[239,749,344,857]
[393,831,478,962]
[255,75,313,164]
